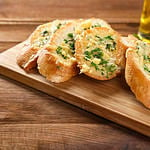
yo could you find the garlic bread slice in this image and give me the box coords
[125,41,150,108]
[37,21,82,83]
[17,20,71,71]
[75,27,124,80]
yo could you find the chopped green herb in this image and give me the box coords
[56,46,68,59]
[132,33,140,40]
[104,64,117,78]
[101,71,104,75]
[84,51,91,60]
[105,42,116,51]
[113,42,116,49]
[41,30,49,37]
[91,62,99,71]
[143,55,150,62]
[63,33,75,54]
[69,42,75,50]
[56,46,62,54]
[144,65,150,73]
[64,39,68,43]
[84,27,90,30]
[106,64,117,73]
[104,36,114,40]
[56,66,61,69]
[91,24,101,28]
[99,59,108,65]
[95,35,103,41]
[106,44,111,50]
[57,23,62,29]
[91,48,103,58]
[68,33,73,38]
[63,56,67,59]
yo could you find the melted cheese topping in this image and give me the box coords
[136,41,150,76]
[75,19,111,35]
[80,28,120,78]
[32,21,68,48]
[55,33,76,62]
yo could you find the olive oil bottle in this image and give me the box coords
[138,0,150,43]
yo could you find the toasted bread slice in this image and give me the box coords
[75,18,112,36]
[75,27,125,80]
[121,34,138,49]
[17,20,71,71]
[37,21,82,83]
[125,40,150,108]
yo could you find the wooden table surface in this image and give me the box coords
[0,0,150,149]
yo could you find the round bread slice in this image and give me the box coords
[125,40,150,108]
[17,20,71,72]
[37,20,82,83]
[75,27,124,80]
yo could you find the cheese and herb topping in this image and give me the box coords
[32,28,51,48]
[79,29,120,78]
[136,41,150,75]
[56,33,75,60]
[32,21,68,48]
[75,19,111,35]
[56,23,62,30]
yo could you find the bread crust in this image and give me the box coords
[16,40,39,71]
[75,27,124,80]
[125,49,150,108]
[16,22,53,71]
[17,20,71,72]
[37,50,79,83]
[37,21,81,83]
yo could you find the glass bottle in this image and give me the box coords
[138,0,150,43]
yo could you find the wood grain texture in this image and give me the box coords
[0,42,150,137]
[0,75,102,124]
[0,0,143,23]
[0,124,150,150]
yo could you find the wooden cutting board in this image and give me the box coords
[0,41,150,136]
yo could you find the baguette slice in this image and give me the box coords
[125,40,150,108]
[75,18,112,35]
[121,34,138,49]
[17,20,71,71]
[75,27,125,80]
[37,20,82,83]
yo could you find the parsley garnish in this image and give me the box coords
[91,48,103,58]
[57,23,62,29]
[68,33,73,38]
[104,36,114,40]
[144,65,150,73]
[84,51,92,60]
[91,24,101,28]
[41,30,49,37]
[91,62,99,71]
[63,33,75,54]
[56,46,68,59]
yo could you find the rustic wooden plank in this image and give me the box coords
[0,75,103,124]
[0,0,143,23]
[0,124,149,150]
[0,42,150,136]
[0,23,139,44]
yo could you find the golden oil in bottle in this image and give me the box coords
[138,0,150,43]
